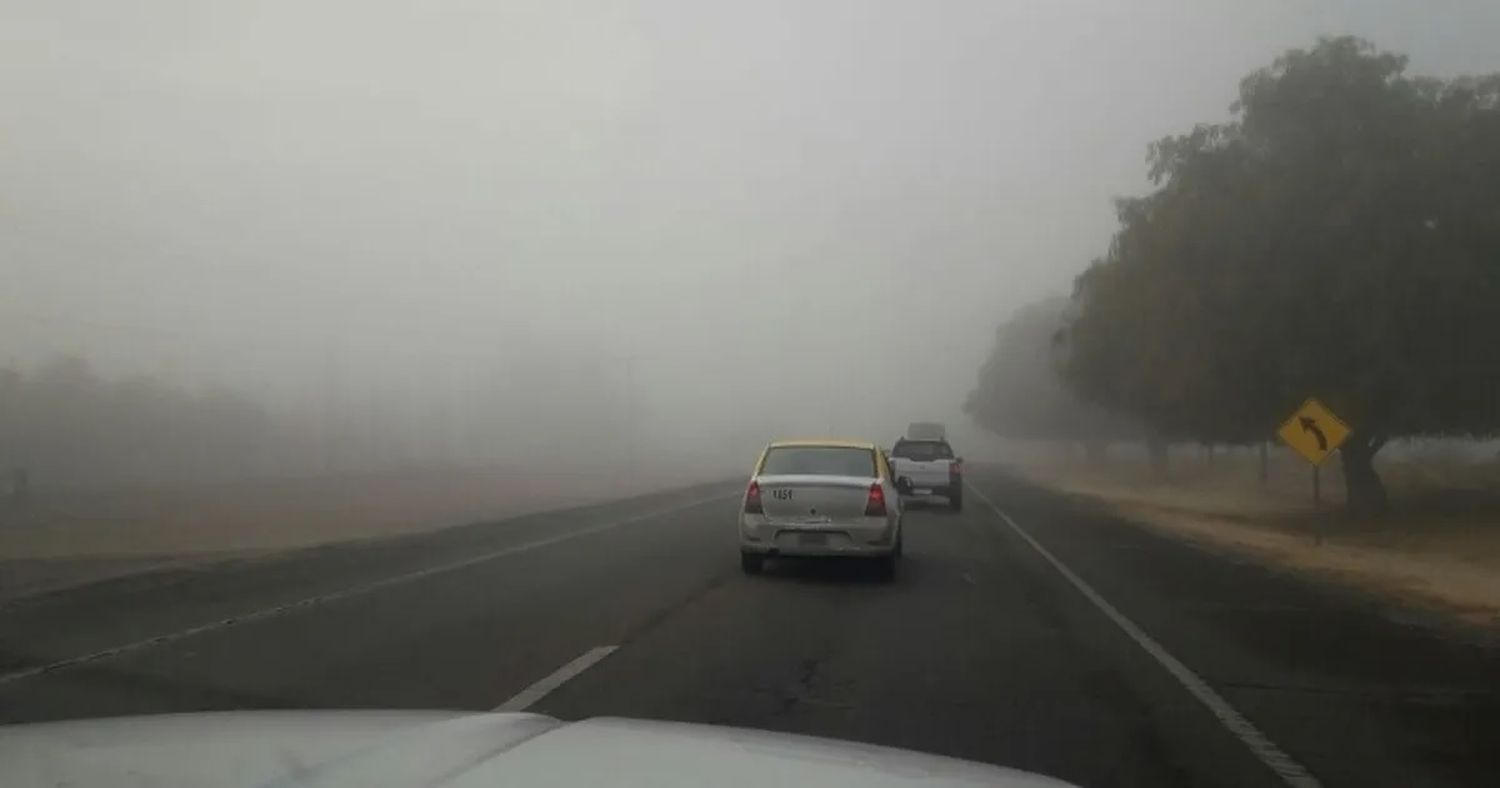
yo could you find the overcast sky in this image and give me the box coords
[4,1,1499,452]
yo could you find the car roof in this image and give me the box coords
[766,438,879,450]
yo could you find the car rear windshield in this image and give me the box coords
[891,440,954,461]
[759,446,876,477]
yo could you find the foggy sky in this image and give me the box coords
[4,1,1499,460]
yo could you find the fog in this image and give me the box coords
[3,1,1498,486]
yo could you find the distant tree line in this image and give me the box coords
[969,37,1500,513]
[963,296,1139,458]
[0,356,283,489]
[0,353,651,492]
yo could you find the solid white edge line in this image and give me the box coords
[965,482,1322,788]
[0,492,735,688]
[494,645,619,712]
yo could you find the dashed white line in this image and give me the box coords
[0,493,733,688]
[966,482,1322,788]
[494,645,619,711]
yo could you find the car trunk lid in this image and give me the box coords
[753,474,875,522]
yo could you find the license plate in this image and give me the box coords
[797,532,829,546]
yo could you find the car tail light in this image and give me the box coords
[864,483,887,517]
[744,481,763,514]
[950,460,963,477]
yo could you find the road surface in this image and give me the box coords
[0,468,1494,787]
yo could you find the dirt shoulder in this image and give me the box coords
[0,466,723,601]
[1015,453,1500,629]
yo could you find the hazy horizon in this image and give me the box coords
[5,1,1499,479]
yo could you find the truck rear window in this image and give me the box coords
[759,446,876,477]
[891,441,954,461]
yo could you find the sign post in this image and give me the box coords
[1276,398,1351,544]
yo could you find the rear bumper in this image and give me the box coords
[739,516,897,557]
[902,480,960,496]
[741,541,896,559]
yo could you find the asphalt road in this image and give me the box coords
[1,468,1495,787]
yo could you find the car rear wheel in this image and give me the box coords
[948,488,963,511]
[874,554,897,581]
[740,552,764,574]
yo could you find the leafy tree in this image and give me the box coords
[966,296,1139,456]
[1062,37,1500,513]
[0,356,275,488]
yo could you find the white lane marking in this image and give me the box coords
[960,572,976,586]
[966,482,1322,788]
[494,645,619,711]
[0,493,733,688]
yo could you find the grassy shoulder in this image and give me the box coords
[0,466,721,601]
[1014,447,1500,628]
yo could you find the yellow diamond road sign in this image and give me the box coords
[1277,398,1351,466]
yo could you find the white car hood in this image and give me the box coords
[0,711,1074,787]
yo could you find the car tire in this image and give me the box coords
[741,552,764,574]
[948,489,963,512]
[874,554,897,581]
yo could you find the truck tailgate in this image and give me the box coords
[893,459,951,490]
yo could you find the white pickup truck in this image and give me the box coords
[888,435,963,511]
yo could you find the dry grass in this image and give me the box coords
[0,467,714,560]
[0,467,718,600]
[1016,447,1500,628]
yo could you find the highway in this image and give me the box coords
[0,467,1494,787]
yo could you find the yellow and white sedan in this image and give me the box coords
[738,439,904,578]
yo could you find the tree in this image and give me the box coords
[1061,37,1500,513]
[966,296,1139,457]
[0,356,277,488]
